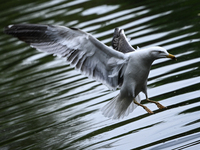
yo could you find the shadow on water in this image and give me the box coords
[0,0,200,149]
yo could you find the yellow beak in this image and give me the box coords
[166,53,176,60]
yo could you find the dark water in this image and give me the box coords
[0,0,200,149]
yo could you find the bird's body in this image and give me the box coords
[102,47,166,118]
[4,24,176,119]
[122,51,150,98]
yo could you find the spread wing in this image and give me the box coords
[112,27,135,53]
[4,24,129,90]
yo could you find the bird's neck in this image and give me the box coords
[137,52,155,68]
[128,50,156,72]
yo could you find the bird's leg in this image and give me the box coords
[133,99,154,114]
[146,98,166,109]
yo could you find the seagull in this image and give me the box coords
[4,24,176,119]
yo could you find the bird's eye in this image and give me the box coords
[158,51,162,53]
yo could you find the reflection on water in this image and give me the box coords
[0,0,200,149]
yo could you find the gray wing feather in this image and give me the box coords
[4,24,128,89]
[112,27,135,53]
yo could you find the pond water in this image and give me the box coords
[0,0,200,149]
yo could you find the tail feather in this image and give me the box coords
[101,94,141,119]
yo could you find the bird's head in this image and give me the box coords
[149,46,176,60]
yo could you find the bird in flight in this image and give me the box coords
[4,24,176,119]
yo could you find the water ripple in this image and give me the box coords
[1,0,200,149]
